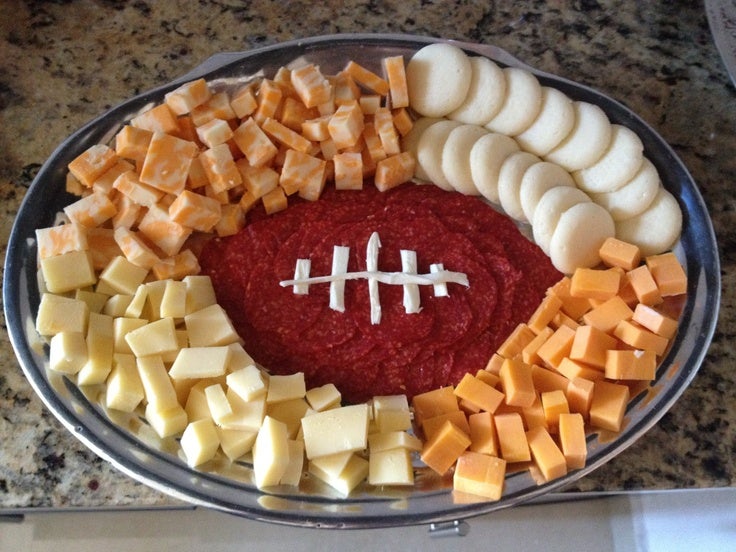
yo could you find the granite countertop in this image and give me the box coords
[1,0,734,512]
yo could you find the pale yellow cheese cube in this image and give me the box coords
[280,439,306,486]
[219,388,266,432]
[180,418,220,467]
[371,394,411,433]
[123,284,148,319]
[226,343,256,373]
[266,373,306,404]
[105,353,144,412]
[204,383,233,425]
[36,294,89,336]
[184,381,215,422]
[368,447,414,486]
[49,331,88,374]
[169,346,231,380]
[113,317,149,354]
[145,402,188,438]
[266,398,309,439]
[252,415,289,489]
[184,304,240,347]
[136,355,179,410]
[103,294,134,317]
[77,312,115,386]
[74,289,109,314]
[216,426,257,461]
[301,404,369,459]
[160,279,187,319]
[125,317,179,358]
[305,383,341,412]
[183,275,218,315]
[160,329,189,364]
[367,431,422,453]
[226,364,267,402]
[40,249,96,294]
[142,280,168,321]
[98,256,149,295]
[308,452,368,495]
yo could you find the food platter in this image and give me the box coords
[3,34,720,528]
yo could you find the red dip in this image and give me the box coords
[199,184,561,403]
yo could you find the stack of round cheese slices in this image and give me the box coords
[404,43,682,274]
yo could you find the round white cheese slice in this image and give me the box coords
[447,56,507,126]
[470,132,521,206]
[519,161,576,223]
[494,150,541,218]
[485,67,543,136]
[515,86,576,156]
[549,201,615,273]
[441,124,489,195]
[573,124,645,194]
[416,119,462,191]
[532,186,592,255]
[544,101,612,172]
[589,157,660,221]
[615,187,682,257]
[401,117,443,182]
[406,42,472,117]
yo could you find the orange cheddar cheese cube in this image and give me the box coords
[374,151,416,192]
[392,107,414,136]
[599,237,641,271]
[103,112,137,149]
[632,303,679,339]
[168,189,222,232]
[526,426,567,482]
[111,188,143,230]
[331,71,361,106]
[645,252,687,296]
[87,228,123,270]
[497,323,536,359]
[382,55,409,108]
[570,267,620,301]
[626,265,663,306]
[499,357,536,408]
[113,227,160,269]
[555,357,606,382]
[521,395,548,431]
[359,94,381,115]
[420,420,471,475]
[454,373,505,414]
[468,411,499,456]
[475,369,500,388]
[522,326,554,366]
[196,118,234,148]
[186,156,209,189]
[64,191,117,228]
[190,91,236,126]
[238,163,279,198]
[130,103,180,135]
[93,159,136,195]
[411,386,459,427]
[494,412,531,463]
[565,376,595,420]
[605,349,657,380]
[453,451,506,501]
[261,186,288,215]
[113,170,165,207]
[333,152,364,190]
[262,116,312,153]
[344,60,390,96]
[613,319,669,356]
[301,116,331,142]
[151,249,200,281]
[290,64,332,108]
[540,389,569,433]
[199,143,243,194]
[569,324,619,368]
[230,85,258,119]
[582,295,634,333]
[548,276,593,320]
[68,144,119,188]
[280,96,319,131]
[328,101,365,150]
[232,117,278,167]
[589,380,630,432]
[139,132,199,196]
[362,123,387,163]
[164,78,211,115]
[36,223,88,260]
[536,324,575,370]
[373,107,401,155]
[528,294,563,335]
[280,149,327,198]
[422,410,470,441]
[557,413,587,469]
[530,364,570,394]
[137,203,192,257]
[215,203,246,237]
[253,79,284,123]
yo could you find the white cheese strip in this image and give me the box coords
[329,245,350,312]
[366,232,381,325]
[279,268,469,288]
[293,258,311,295]
[400,249,421,314]
[430,263,448,297]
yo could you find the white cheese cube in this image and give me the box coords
[74,289,109,314]
[169,346,231,380]
[160,279,187,319]
[305,383,342,412]
[48,331,88,374]
[204,383,233,425]
[124,284,148,319]
[125,317,179,358]
[183,275,217,315]
[184,381,215,422]
[367,430,422,453]
[226,365,267,402]
[40,249,96,294]
[180,418,220,467]
[308,453,369,495]
[266,373,306,404]
[145,402,188,438]
[105,353,144,412]
[219,388,266,431]
[216,426,257,461]
[113,317,149,354]
[368,447,414,486]
[102,294,134,317]
[160,330,189,364]
[301,404,369,459]
[136,355,178,410]
[252,415,289,489]
[184,304,240,347]
[36,294,89,336]
[266,398,309,439]
[77,312,115,386]
[98,256,149,295]
[142,280,168,321]
[226,343,256,372]
[280,439,306,486]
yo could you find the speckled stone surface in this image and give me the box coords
[1,0,734,511]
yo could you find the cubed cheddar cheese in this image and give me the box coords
[165,78,212,115]
[137,203,192,257]
[605,349,657,380]
[411,386,459,427]
[190,91,236,126]
[199,143,243,194]
[382,55,409,108]
[536,324,575,370]
[582,295,634,333]
[599,237,641,271]
[565,376,595,420]
[64,191,117,228]
[454,373,505,413]
[557,413,587,469]
[494,412,531,463]
[344,60,390,95]
[229,85,258,119]
[527,294,563,334]
[280,96,319,131]
[570,267,620,301]
[168,189,222,232]
[333,151,364,190]
[113,227,160,269]
[525,426,567,482]
[290,64,332,108]
[548,277,593,320]
[632,303,679,339]
[468,411,499,456]
[151,249,201,281]
[332,71,361,106]
[131,103,180,135]
[279,149,327,198]
[94,158,137,194]
[569,324,619,368]
[112,193,143,229]
[327,101,364,149]
[374,151,415,192]
[453,451,506,501]
[232,117,278,167]
[498,357,536,408]
[540,389,570,433]
[253,79,284,123]
[645,252,687,296]
[422,409,471,441]
[196,118,234,148]
[589,380,630,432]
[420,419,472,475]
[68,144,119,188]
[613,319,669,356]
[497,323,537,359]
[626,265,663,306]
[113,170,165,207]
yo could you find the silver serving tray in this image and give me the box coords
[3,34,720,528]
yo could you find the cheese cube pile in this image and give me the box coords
[410,236,686,499]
